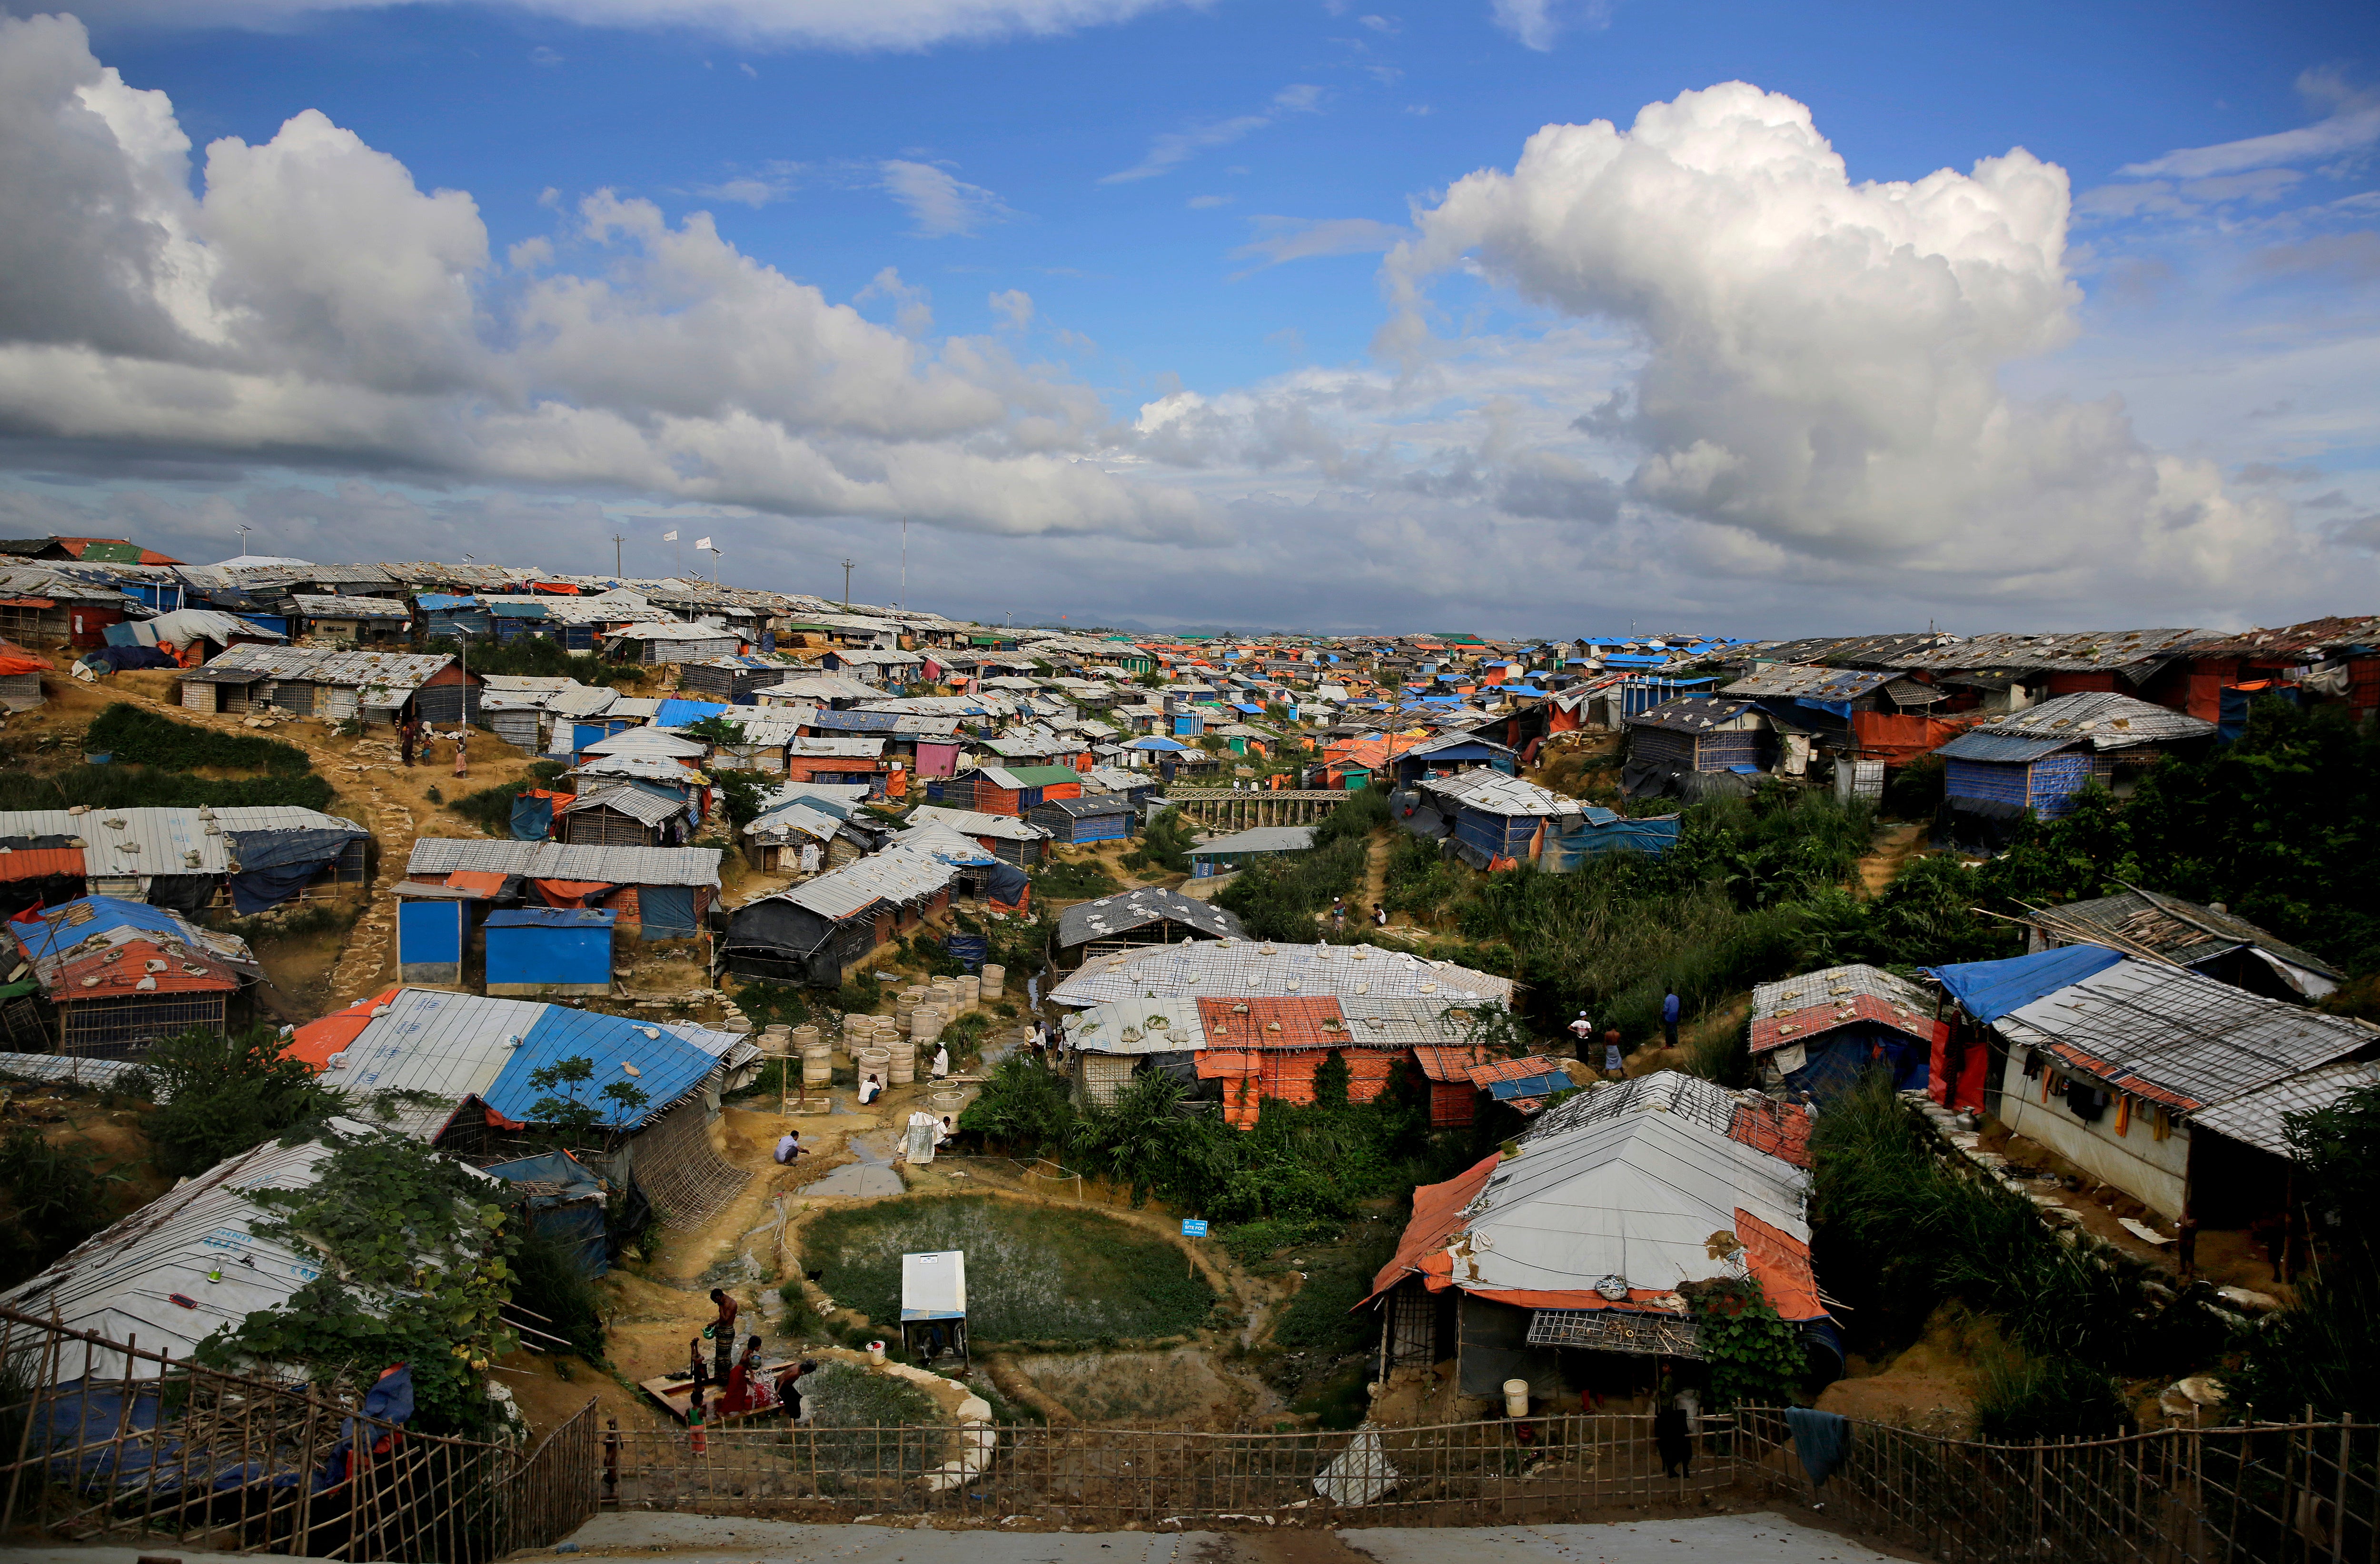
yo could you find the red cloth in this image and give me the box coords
[532,878,615,906]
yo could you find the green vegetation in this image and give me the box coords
[445,760,567,834]
[800,1364,943,1478]
[1973,1350,2132,1442]
[1123,806,1198,875]
[732,979,811,1032]
[1681,1275,1807,1409]
[524,1054,649,1141]
[1974,699,2380,978]
[422,633,643,689]
[1033,857,1120,900]
[1210,790,1386,939]
[142,1026,344,1179]
[0,1127,119,1289]
[2233,1081,2380,1417]
[202,1127,519,1434]
[84,703,313,773]
[0,762,335,814]
[796,1196,1216,1344]
[506,1225,607,1359]
[965,1051,1462,1227]
[712,768,774,829]
[678,714,747,746]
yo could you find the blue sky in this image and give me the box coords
[1,0,2375,633]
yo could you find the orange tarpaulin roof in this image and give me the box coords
[0,848,83,882]
[531,878,615,905]
[286,986,401,1069]
[445,870,511,898]
[1366,1151,1499,1304]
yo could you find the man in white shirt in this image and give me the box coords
[931,1043,951,1080]
[857,1072,882,1105]
[774,1131,804,1165]
[1567,1011,1596,1061]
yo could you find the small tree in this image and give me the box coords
[528,1056,600,1140]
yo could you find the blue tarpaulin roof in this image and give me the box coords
[481,1006,722,1126]
[654,698,730,728]
[415,593,478,609]
[12,897,196,963]
[1924,944,2125,1024]
[1484,1070,1572,1102]
[486,907,617,929]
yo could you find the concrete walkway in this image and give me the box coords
[533,1510,1909,1564]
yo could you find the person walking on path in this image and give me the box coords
[1662,990,1681,1052]
[708,1289,738,1383]
[398,717,418,768]
[931,1041,950,1080]
[450,727,469,779]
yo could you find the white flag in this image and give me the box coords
[695,536,713,550]
[662,529,679,541]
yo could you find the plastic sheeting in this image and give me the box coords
[485,1150,608,1276]
[510,792,555,841]
[1924,943,2124,1025]
[637,882,699,937]
[225,825,365,915]
[1540,810,1682,869]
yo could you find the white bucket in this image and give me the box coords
[1503,1379,1529,1419]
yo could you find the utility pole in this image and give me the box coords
[612,533,625,578]
[840,558,854,611]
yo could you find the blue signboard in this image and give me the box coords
[1181,1219,1209,1238]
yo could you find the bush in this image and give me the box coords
[0,1127,116,1289]
[1034,858,1120,900]
[0,763,335,814]
[1137,807,1199,875]
[84,704,311,773]
[959,1056,1076,1148]
[1974,1353,2132,1442]
[142,1026,344,1179]
[1215,835,1366,940]
[506,1226,607,1359]
[448,779,528,834]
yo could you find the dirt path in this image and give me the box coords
[1857,821,1926,899]
[69,671,545,1004]
[1359,829,1389,917]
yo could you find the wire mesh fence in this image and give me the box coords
[0,1306,595,1563]
[1736,1405,2380,1564]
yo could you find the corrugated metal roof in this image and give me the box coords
[0,1131,362,1380]
[1999,957,2377,1116]
[1056,887,1245,948]
[1887,628,2215,673]
[1051,939,1513,1007]
[2191,1059,2380,1156]
[406,838,722,886]
[1418,768,1586,819]
[562,786,688,825]
[1064,995,1208,1055]
[1967,691,2216,751]
[2186,615,2380,658]
[774,840,963,920]
[1440,1086,1817,1315]
[904,804,1047,842]
[205,644,456,693]
[582,727,706,757]
[547,684,620,718]
[788,736,885,757]
[2035,889,2340,981]
[1622,697,1764,734]
[1033,794,1131,819]
[745,801,843,842]
[0,1051,159,1095]
[1190,825,1316,856]
[569,755,705,784]
[1720,663,1896,700]
[1933,729,2077,763]
[12,896,258,990]
[1751,992,1940,1055]
[290,593,410,618]
[1752,964,1931,1017]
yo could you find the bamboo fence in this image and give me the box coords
[0,1305,596,1562]
[1736,1405,2380,1563]
[9,1295,2380,1564]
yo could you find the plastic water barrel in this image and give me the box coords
[979,963,1005,1000]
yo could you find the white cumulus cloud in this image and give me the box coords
[60,0,1191,51]
[0,13,1206,543]
[1381,80,2304,603]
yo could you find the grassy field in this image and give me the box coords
[798,1196,1216,1345]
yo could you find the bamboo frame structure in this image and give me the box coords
[0,1306,595,1563]
[9,1301,2380,1561]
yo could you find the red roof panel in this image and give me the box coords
[1751,993,1941,1055]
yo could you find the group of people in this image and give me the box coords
[680,1289,820,1448]
[1568,991,1682,1081]
[1326,897,1392,932]
[395,715,471,777]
